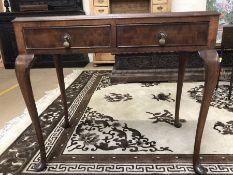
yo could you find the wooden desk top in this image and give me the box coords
[13,11,220,55]
[13,11,219,22]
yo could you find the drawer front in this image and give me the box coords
[94,6,109,15]
[94,0,109,7]
[152,4,168,12]
[94,53,115,61]
[117,22,209,48]
[152,0,167,4]
[24,25,111,49]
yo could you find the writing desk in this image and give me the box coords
[13,12,220,175]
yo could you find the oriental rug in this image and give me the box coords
[0,70,233,175]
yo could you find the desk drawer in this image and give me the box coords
[23,25,111,49]
[152,0,167,4]
[117,22,209,48]
[94,0,109,6]
[94,6,109,15]
[152,4,167,12]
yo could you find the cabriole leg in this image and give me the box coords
[193,50,220,175]
[228,64,233,99]
[15,54,47,171]
[175,53,187,128]
[53,55,70,128]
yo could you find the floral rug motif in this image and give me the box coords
[188,84,233,112]
[0,70,233,175]
[66,107,172,153]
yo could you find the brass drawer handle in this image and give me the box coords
[98,9,105,13]
[158,32,167,46]
[157,6,163,10]
[98,0,105,3]
[63,33,71,48]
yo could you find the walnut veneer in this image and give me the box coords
[13,12,220,175]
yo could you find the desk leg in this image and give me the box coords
[53,55,70,128]
[193,50,219,175]
[175,54,187,128]
[15,55,47,171]
[228,64,233,99]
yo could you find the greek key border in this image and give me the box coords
[24,163,233,174]
[23,72,99,171]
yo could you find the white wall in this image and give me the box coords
[82,0,90,15]
[172,0,207,12]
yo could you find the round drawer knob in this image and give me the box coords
[63,33,71,48]
[158,32,167,46]
[63,41,70,48]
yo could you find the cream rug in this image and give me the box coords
[0,70,232,174]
